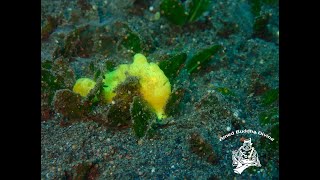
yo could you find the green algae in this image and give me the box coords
[158,52,187,83]
[121,30,142,53]
[253,13,272,41]
[259,107,278,125]
[160,0,210,26]
[160,0,188,25]
[186,45,223,74]
[187,0,210,23]
[164,88,186,117]
[131,96,156,138]
[106,76,141,128]
[261,88,279,106]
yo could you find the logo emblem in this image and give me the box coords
[232,138,261,174]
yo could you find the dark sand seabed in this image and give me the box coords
[41,0,279,179]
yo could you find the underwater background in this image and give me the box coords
[41,0,279,179]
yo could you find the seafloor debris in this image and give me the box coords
[216,21,240,38]
[41,15,62,41]
[189,133,218,164]
[71,162,100,180]
[53,89,89,120]
[41,58,75,121]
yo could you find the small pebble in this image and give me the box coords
[72,144,77,150]
[233,111,239,118]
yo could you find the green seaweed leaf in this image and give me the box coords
[253,13,272,41]
[158,53,187,83]
[41,69,64,90]
[106,101,132,127]
[105,61,116,72]
[94,69,101,81]
[261,88,279,106]
[187,0,210,23]
[249,0,261,17]
[165,88,186,117]
[160,0,188,25]
[271,123,279,142]
[262,0,278,6]
[41,60,53,70]
[121,31,142,53]
[131,96,156,138]
[186,45,223,74]
[259,122,279,152]
[106,76,141,127]
[259,107,278,125]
